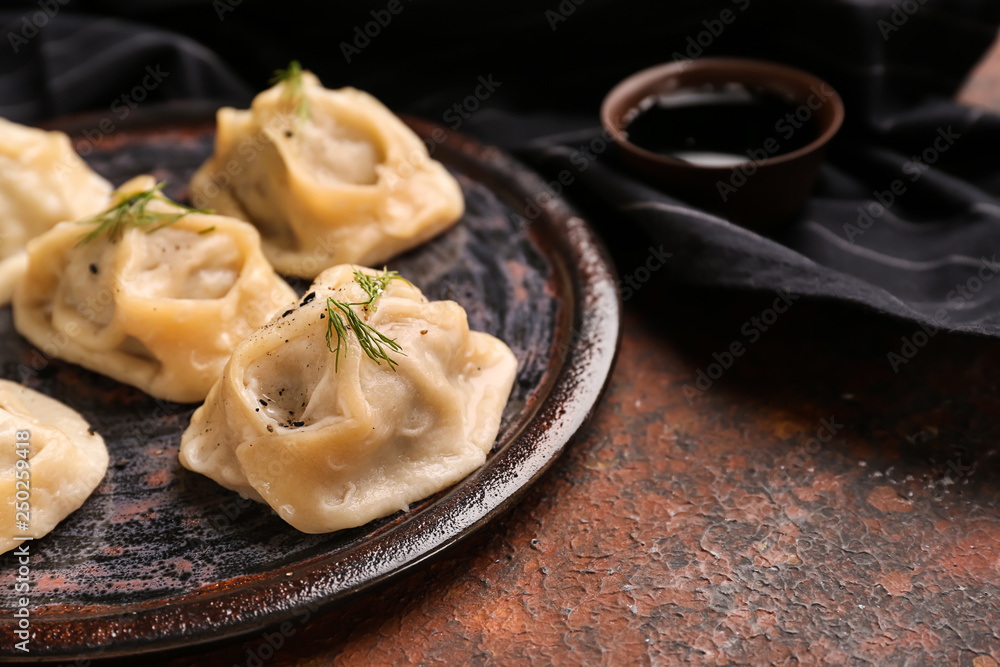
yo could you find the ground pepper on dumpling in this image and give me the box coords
[179,265,517,534]
[12,176,297,403]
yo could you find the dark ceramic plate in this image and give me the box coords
[0,107,621,661]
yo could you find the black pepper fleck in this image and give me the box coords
[301,291,316,305]
[259,399,268,407]
[88,264,98,275]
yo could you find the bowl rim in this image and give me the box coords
[600,57,846,172]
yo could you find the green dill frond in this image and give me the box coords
[353,267,402,312]
[325,299,404,372]
[270,60,309,123]
[325,267,406,371]
[76,182,211,246]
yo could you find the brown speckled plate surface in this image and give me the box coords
[0,107,621,660]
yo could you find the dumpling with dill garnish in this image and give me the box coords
[179,265,517,534]
[188,62,464,278]
[12,175,297,403]
[0,117,112,305]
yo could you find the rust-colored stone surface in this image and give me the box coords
[94,41,1000,667]
[129,277,1000,666]
[117,259,1000,667]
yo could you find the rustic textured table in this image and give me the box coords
[129,44,1000,667]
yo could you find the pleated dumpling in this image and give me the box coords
[179,265,517,534]
[0,118,112,303]
[0,380,108,555]
[12,176,297,403]
[189,64,464,278]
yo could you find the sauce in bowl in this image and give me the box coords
[622,83,817,168]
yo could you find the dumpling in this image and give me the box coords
[180,265,517,533]
[189,64,464,278]
[12,175,298,403]
[0,117,112,259]
[0,380,108,555]
[0,118,112,304]
[0,252,27,306]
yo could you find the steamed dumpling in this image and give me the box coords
[180,265,517,533]
[0,380,108,555]
[0,118,112,304]
[12,176,298,403]
[0,252,27,307]
[189,68,464,278]
[0,117,112,258]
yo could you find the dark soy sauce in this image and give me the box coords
[623,83,818,167]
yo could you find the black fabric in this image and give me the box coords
[0,11,250,120]
[4,0,1000,334]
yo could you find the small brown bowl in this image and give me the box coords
[601,57,844,230]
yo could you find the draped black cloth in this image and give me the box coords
[3,0,1000,334]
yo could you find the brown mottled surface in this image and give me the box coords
[85,39,1000,667]
[133,283,1000,667]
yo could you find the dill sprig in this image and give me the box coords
[270,60,309,123]
[354,268,403,310]
[325,268,405,371]
[76,182,211,246]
